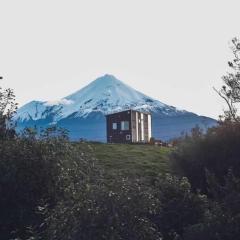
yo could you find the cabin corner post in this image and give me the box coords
[130,110,133,143]
[148,114,152,142]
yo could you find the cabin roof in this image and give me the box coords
[105,109,151,117]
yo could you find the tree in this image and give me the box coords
[214,38,240,122]
[0,77,18,138]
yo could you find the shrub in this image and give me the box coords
[38,174,207,240]
[40,177,161,240]
[0,129,97,240]
[171,122,240,192]
[151,174,207,240]
[184,170,240,240]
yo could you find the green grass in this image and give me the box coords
[88,143,172,179]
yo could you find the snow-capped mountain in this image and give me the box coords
[15,74,217,141]
[15,74,186,122]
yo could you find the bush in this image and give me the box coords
[184,170,240,240]
[170,123,240,239]
[151,175,207,240]
[37,174,206,240]
[42,177,161,240]
[171,122,240,192]
[0,128,97,240]
[2,122,240,240]
[0,126,208,240]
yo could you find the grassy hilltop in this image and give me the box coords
[86,143,172,178]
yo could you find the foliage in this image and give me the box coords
[37,173,207,240]
[1,123,240,240]
[0,129,97,240]
[2,122,240,240]
[150,175,206,240]
[41,177,160,240]
[215,37,240,122]
[171,123,240,192]
[0,126,208,240]
[0,84,18,139]
[184,170,240,240]
[171,122,240,239]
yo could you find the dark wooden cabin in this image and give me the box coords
[106,110,152,143]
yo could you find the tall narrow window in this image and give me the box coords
[112,123,117,130]
[121,121,129,130]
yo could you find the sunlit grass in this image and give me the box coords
[87,143,172,179]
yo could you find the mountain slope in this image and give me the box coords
[15,74,217,141]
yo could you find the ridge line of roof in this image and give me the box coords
[105,109,151,116]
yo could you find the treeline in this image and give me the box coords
[1,121,240,239]
[0,125,201,240]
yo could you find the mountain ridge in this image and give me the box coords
[15,74,188,121]
[15,74,217,141]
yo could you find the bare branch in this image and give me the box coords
[213,87,239,122]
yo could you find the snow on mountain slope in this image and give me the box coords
[15,100,45,121]
[15,74,186,122]
[15,74,217,141]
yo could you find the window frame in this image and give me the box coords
[112,122,117,130]
[121,121,129,131]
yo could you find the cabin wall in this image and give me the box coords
[106,110,132,143]
[106,110,152,143]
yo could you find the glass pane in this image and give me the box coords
[121,121,129,130]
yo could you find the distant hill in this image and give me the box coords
[15,74,217,141]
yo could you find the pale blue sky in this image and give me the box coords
[1,0,240,118]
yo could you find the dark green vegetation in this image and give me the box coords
[171,123,240,239]
[171,124,240,192]
[1,123,240,240]
[0,132,205,240]
[0,85,17,139]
